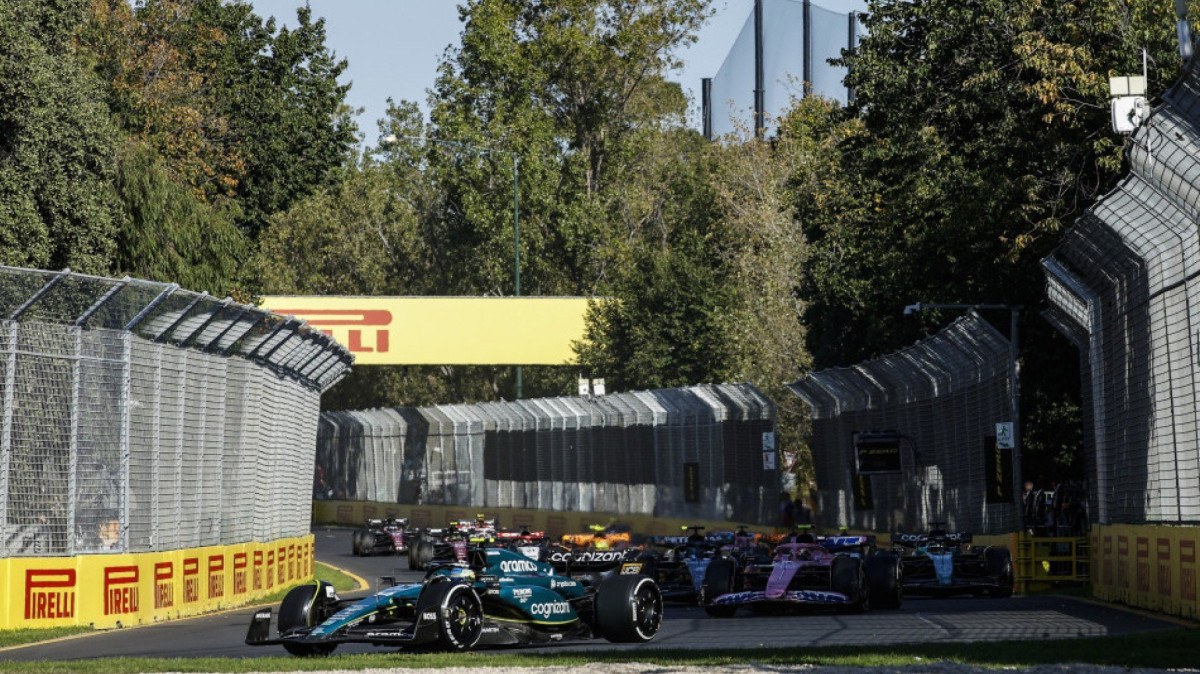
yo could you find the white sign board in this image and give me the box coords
[762,431,776,451]
[762,451,777,470]
[996,422,1014,449]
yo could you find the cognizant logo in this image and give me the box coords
[528,600,571,619]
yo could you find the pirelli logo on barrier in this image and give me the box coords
[104,566,139,616]
[252,550,264,591]
[1158,538,1172,597]
[1137,537,1151,593]
[183,557,200,603]
[1118,536,1130,589]
[25,569,76,620]
[208,555,225,600]
[276,546,287,585]
[1182,540,1197,602]
[266,550,276,590]
[233,553,248,595]
[1103,534,1114,585]
[155,562,174,609]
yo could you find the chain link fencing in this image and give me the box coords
[0,266,352,557]
[315,383,779,524]
[788,314,1019,535]
[1043,57,1200,526]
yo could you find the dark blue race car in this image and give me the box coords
[246,545,662,655]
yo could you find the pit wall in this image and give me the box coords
[1090,524,1200,620]
[1,535,313,630]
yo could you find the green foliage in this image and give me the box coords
[113,140,248,296]
[0,0,119,273]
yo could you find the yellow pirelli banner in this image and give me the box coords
[1,536,313,630]
[259,296,598,365]
[1091,523,1200,620]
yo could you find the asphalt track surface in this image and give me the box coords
[0,526,1187,662]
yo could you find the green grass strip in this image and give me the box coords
[0,627,1195,673]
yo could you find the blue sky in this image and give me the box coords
[247,0,867,142]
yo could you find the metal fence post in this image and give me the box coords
[0,322,16,556]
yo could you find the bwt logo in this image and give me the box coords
[25,569,76,620]
[271,309,392,353]
[183,558,200,603]
[154,562,174,609]
[233,553,248,595]
[208,555,225,599]
[104,566,139,615]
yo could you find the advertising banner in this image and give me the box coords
[259,296,595,365]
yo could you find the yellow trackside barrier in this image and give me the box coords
[1091,524,1200,620]
[0,535,314,630]
[1014,533,1090,593]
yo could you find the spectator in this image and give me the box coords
[794,494,814,526]
[778,491,795,528]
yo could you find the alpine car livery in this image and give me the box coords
[891,526,1014,598]
[700,534,902,616]
[246,545,662,655]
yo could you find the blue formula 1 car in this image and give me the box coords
[891,525,1014,598]
[700,534,902,617]
[245,546,662,655]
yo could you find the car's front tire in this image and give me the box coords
[596,574,662,642]
[701,557,739,617]
[277,581,337,656]
[831,555,867,612]
[421,581,483,651]
[866,551,902,609]
[985,547,1015,598]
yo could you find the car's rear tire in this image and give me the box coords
[277,581,337,656]
[866,551,902,609]
[985,547,1015,598]
[352,530,368,556]
[596,574,662,642]
[831,555,866,612]
[701,557,739,617]
[419,581,483,651]
[417,538,436,570]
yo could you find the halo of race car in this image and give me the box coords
[252,516,1014,655]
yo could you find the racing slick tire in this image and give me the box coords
[865,551,903,609]
[420,581,484,651]
[351,530,367,557]
[417,538,437,570]
[595,573,663,643]
[984,547,1015,598]
[700,557,739,617]
[277,581,337,656]
[831,555,867,613]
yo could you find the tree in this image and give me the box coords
[793,0,1196,478]
[0,0,119,273]
[81,0,358,239]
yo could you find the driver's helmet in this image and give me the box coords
[448,566,476,581]
[593,538,611,551]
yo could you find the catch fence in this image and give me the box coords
[704,0,866,139]
[0,266,352,557]
[788,314,1020,535]
[316,383,779,525]
[1043,56,1200,526]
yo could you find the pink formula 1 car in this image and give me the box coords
[700,535,902,616]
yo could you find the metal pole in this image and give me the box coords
[802,0,813,98]
[514,151,523,400]
[754,0,764,139]
[1010,307,1023,521]
[702,77,713,140]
